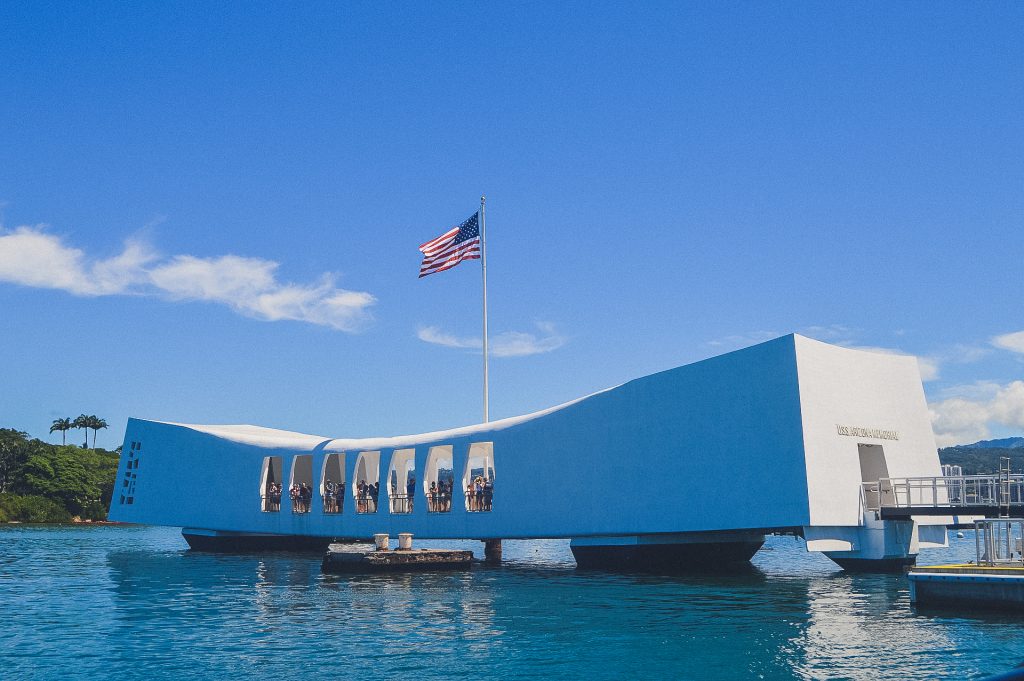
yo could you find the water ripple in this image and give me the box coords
[0,526,1022,679]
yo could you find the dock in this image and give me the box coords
[909,519,1024,610]
[321,534,474,573]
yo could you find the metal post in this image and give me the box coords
[480,195,489,423]
[1000,456,1011,518]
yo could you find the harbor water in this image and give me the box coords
[1,525,1022,680]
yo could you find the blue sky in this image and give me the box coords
[1,2,1021,449]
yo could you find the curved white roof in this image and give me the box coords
[163,385,616,451]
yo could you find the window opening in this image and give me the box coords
[260,456,283,512]
[321,452,346,514]
[463,442,495,512]
[424,445,454,513]
[354,451,381,514]
[387,449,416,514]
[289,455,314,514]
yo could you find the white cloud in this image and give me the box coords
[0,226,155,295]
[941,343,992,364]
[993,330,1024,354]
[492,322,567,357]
[706,330,779,350]
[798,324,855,343]
[708,326,856,351]
[930,380,1024,447]
[841,345,940,382]
[935,380,1004,402]
[417,326,478,350]
[0,225,374,331]
[417,321,567,357]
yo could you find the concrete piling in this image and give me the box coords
[484,539,502,564]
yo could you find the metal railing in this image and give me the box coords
[322,496,344,514]
[390,494,413,514]
[975,518,1024,566]
[465,489,494,512]
[291,497,312,514]
[427,492,453,513]
[260,494,282,512]
[355,494,378,514]
[864,474,1024,512]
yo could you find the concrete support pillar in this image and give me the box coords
[484,539,502,564]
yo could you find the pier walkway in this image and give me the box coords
[867,474,1024,519]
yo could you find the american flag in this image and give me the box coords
[418,212,481,278]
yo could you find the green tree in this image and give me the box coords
[88,416,108,449]
[0,429,30,494]
[73,414,89,448]
[49,417,73,445]
[11,439,119,518]
[0,427,120,521]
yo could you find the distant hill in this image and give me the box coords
[961,437,1024,450]
[939,437,1024,475]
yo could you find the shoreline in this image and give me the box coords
[2,519,137,527]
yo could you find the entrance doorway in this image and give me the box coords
[858,444,889,509]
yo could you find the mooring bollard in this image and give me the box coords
[374,533,389,551]
[398,533,413,550]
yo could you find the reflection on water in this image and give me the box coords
[0,526,1022,680]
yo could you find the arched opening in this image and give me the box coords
[463,442,495,512]
[353,451,381,514]
[259,456,283,512]
[320,452,346,514]
[424,445,454,513]
[387,449,417,514]
[289,455,314,514]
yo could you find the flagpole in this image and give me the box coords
[480,195,489,423]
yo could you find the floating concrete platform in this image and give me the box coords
[182,528,332,552]
[908,564,1024,610]
[322,547,474,573]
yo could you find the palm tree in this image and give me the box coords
[88,416,108,449]
[49,417,73,445]
[73,414,90,448]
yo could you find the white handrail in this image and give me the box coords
[871,474,1024,509]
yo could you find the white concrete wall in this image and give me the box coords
[794,336,943,527]
[109,335,946,541]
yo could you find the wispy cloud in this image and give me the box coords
[0,226,156,295]
[707,327,945,381]
[939,343,992,364]
[417,321,567,357]
[707,325,857,352]
[0,225,375,331]
[930,380,1024,447]
[706,330,779,350]
[799,324,856,343]
[993,330,1024,354]
[845,345,940,382]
